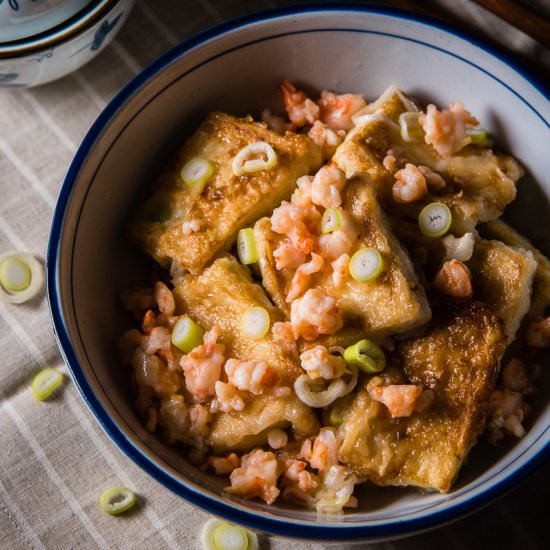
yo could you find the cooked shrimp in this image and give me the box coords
[392,163,428,203]
[368,382,423,418]
[299,345,348,380]
[271,321,297,356]
[488,388,526,443]
[502,359,530,393]
[187,403,212,444]
[228,449,282,504]
[282,458,318,492]
[317,230,355,261]
[261,108,288,134]
[525,317,550,348]
[267,428,288,450]
[224,358,279,395]
[141,309,158,334]
[180,326,225,401]
[279,80,320,126]
[208,453,241,475]
[120,287,155,313]
[309,427,339,472]
[214,381,246,413]
[434,259,473,299]
[291,175,314,206]
[271,200,321,254]
[273,239,307,270]
[311,164,347,208]
[286,253,324,302]
[142,326,171,355]
[290,288,343,340]
[419,102,478,157]
[308,120,345,159]
[154,281,176,316]
[382,154,397,172]
[331,254,350,288]
[133,348,181,397]
[158,395,190,444]
[318,90,366,131]
[314,464,358,514]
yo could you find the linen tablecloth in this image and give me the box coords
[1,1,548,548]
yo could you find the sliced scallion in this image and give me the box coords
[466,127,493,148]
[0,251,44,304]
[237,228,259,265]
[31,368,64,401]
[240,306,270,340]
[321,208,343,234]
[343,339,386,374]
[418,202,452,238]
[349,247,384,282]
[171,315,204,353]
[232,141,277,176]
[181,158,214,188]
[99,486,137,515]
[201,518,258,550]
[399,112,424,142]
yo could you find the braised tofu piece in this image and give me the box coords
[255,179,431,347]
[338,301,506,492]
[333,86,522,233]
[129,112,322,273]
[172,255,319,451]
[469,239,537,342]
[480,219,550,320]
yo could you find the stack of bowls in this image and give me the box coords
[0,0,134,88]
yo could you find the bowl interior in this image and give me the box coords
[50,7,550,538]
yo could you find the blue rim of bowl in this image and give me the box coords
[0,0,123,58]
[47,2,550,541]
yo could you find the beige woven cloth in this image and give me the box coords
[0,1,548,548]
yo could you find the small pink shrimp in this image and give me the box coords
[180,326,225,401]
[392,163,428,204]
[286,253,324,302]
[282,458,318,492]
[267,428,288,450]
[525,317,550,348]
[273,239,307,270]
[154,281,176,316]
[132,348,181,397]
[271,201,321,254]
[308,120,345,159]
[279,80,320,127]
[187,403,212,444]
[434,259,473,299]
[228,449,282,504]
[120,287,155,313]
[291,175,314,206]
[141,309,158,334]
[309,427,339,472]
[261,108,288,134]
[419,102,478,157]
[272,321,298,356]
[214,381,246,413]
[298,438,313,462]
[224,359,279,395]
[368,383,423,418]
[311,164,347,208]
[316,230,355,261]
[142,326,172,355]
[382,154,397,172]
[318,90,366,131]
[290,289,343,341]
[331,254,350,288]
[488,388,526,442]
[208,453,241,475]
[299,345,348,380]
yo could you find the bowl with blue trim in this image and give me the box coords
[0,0,134,88]
[47,4,550,542]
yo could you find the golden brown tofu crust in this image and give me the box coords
[255,178,431,347]
[333,88,521,233]
[480,219,550,320]
[172,255,319,451]
[129,112,323,273]
[469,239,537,342]
[338,301,506,492]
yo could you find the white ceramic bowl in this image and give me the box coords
[47,4,550,543]
[0,0,134,87]
[0,0,93,42]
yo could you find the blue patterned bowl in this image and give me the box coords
[0,0,94,42]
[47,3,550,543]
[0,0,134,87]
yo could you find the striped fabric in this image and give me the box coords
[0,1,548,548]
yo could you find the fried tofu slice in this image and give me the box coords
[338,301,506,492]
[129,112,322,273]
[469,239,537,342]
[333,86,522,233]
[254,179,431,347]
[172,255,319,453]
[480,219,550,320]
